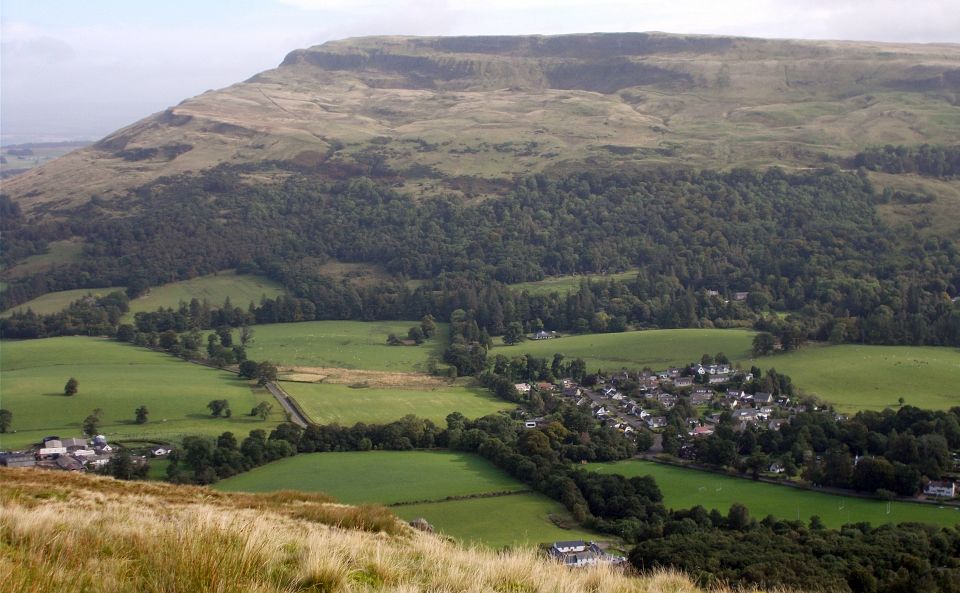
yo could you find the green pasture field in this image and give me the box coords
[282,382,506,426]
[395,493,598,548]
[756,344,960,412]
[215,451,526,503]
[1,287,123,317]
[126,271,285,317]
[591,460,960,528]
[492,328,755,371]
[1,240,84,280]
[510,270,639,296]
[216,451,596,547]
[240,320,449,372]
[0,337,284,450]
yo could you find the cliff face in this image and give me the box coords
[6,33,960,211]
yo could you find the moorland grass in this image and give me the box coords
[0,337,284,449]
[215,450,526,503]
[240,320,449,372]
[2,468,703,593]
[282,381,506,426]
[591,460,960,528]
[492,328,755,371]
[755,344,960,412]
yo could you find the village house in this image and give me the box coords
[690,391,713,406]
[674,376,694,387]
[924,481,957,498]
[514,383,532,394]
[533,330,555,340]
[752,392,775,405]
[733,291,750,301]
[548,541,623,568]
[646,416,668,429]
[690,425,714,438]
[708,373,731,384]
[563,386,583,398]
[536,382,556,392]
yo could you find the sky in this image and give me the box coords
[2,0,958,144]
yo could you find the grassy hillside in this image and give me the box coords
[126,271,286,317]
[510,270,639,296]
[3,468,707,593]
[282,382,506,426]
[241,320,448,373]
[0,337,283,449]
[592,460,960,528]
[755,344,960,412]
[1,286,122,317]
[215,451,597,547]
[6,34,960,213]
[493,328,756,371]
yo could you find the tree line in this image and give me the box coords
[2,164,958,346]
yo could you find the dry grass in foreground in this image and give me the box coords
[0,468,729,593]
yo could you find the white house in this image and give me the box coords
[924,481,956,498]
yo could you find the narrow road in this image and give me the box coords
[264,381,310,428]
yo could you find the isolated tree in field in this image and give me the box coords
[238,359,259,379]
[64,377,79,396]
[250,401,273,420]
[207,399,230,417]
[0,409,11,433]
[135,405,149,425]
[752,332,776,356]
[256,361,278,385]
[82,409,104,437]
[239,325,255,346]
[408,326,425,345]
[503,322,525,345]
[420,314,436,338]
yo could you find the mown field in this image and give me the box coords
[492,328,755,371]
[756,344,960,412]
[592,460,960,528]
[1,286,122,317]
[215,451,525,503]
[216,451,596,547]
[125,271,285,317]
[282,382,506,426]
[241,320,448,373]
[395,493,597,548]
[509,270,639,296]
[0,337,284,449]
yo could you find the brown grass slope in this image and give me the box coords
[0,467,720,593]
[6,32,960,214]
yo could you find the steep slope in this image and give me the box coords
[0,468,710,593]
[6,32,960,211]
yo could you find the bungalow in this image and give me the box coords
[533,330,555,340]
[551,541,588,554]
[733,291,750,301]
[563,386,583,398]
[690,425,714,438]
[690,392,713,406]
[674,376,694,387]
[536,382,556,393]
[732,409,760,423]
[924,481,957,498]
[514,383,532,394]
[646,416,668,429]
[708,373,731,384]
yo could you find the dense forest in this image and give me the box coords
[2,163,959,345]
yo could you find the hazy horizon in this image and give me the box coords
[3,0,959,145]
